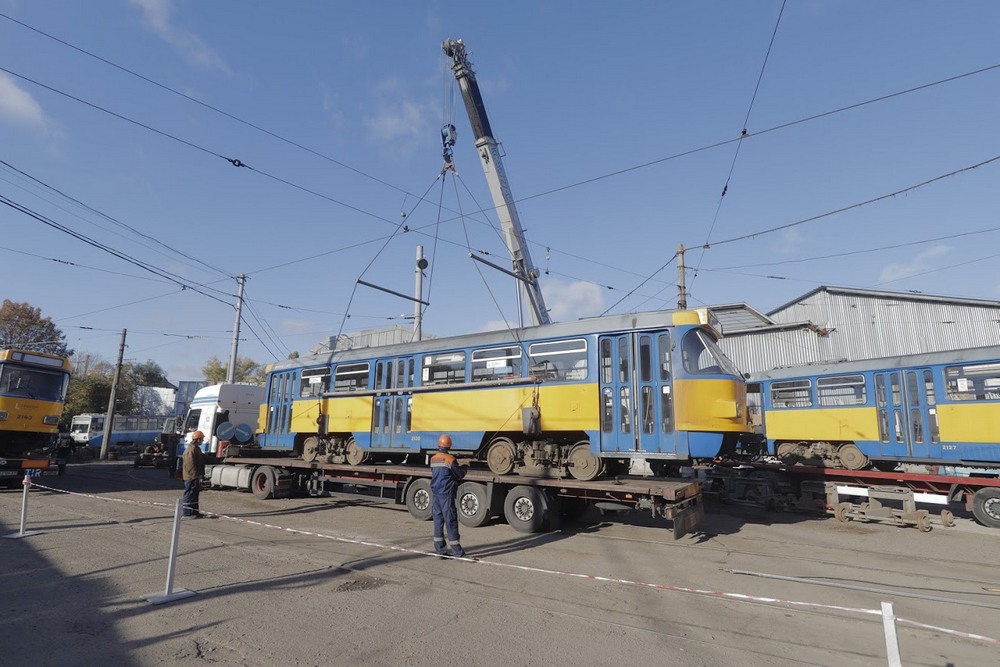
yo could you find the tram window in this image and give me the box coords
[680,329,739,376]
[893,410,904,443]
[471,346,522,382]
[878,409,888,443]
[817,375,866,406]
[617,340,629,383]
[661,385,673,433]
[639,336,652,383]
[890,373,902,407]
[423,352,467,385]
[299,367,330,397]
[600,339,613,384]
[333,362,370,392]
[658,333,672,382]
[601,387,614,433]
[910,408,924,444]
[906,372,920,407]
[945,363,1000,401]
[923,370,935,406]
[641,386,655,434]
[619,386,631,434]
[528,339,587,382]
[875,376,887,408]
[770,380,812,408]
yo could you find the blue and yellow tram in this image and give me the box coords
[257,309,750,480]
[750,345,1000,470]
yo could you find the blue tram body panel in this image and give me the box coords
[752,345,1000,469]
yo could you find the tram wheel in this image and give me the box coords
[302,436,320,463]
[837,444,869,471]
[345,438,368,466]
[567,442,604,481]
[486,438,516,476]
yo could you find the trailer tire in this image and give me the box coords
[971,487,1000,529]
[405,478,433,521]
[457,482,491,528]
[503,485,547,533]
[251,466,278,499]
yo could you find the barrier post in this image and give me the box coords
[3,473,43,539]
[881,601,902,667]
[142,497,196,604]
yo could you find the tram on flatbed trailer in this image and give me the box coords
[206,451,704,538]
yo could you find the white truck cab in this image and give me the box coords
[181,383,265,455]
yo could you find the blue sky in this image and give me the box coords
[2,1,999,383]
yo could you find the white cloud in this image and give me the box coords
[0,72,48,129]
[363,77,431,157]
[878,245,949,284]
[540,278,606,322]
[129,0,230,73]
[772,227,805,255]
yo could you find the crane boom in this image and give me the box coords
[443,39,551,327]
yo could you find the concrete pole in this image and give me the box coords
[100,329,127,461]
[226,275,246,384]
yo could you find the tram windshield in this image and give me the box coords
[0,364,68,402]
[681,329,741,376]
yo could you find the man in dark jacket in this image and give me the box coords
[430,434,466,558]
[182,430,207,518]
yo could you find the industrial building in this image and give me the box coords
[716,286,1000,375]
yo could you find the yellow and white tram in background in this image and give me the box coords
[255,309,751,480]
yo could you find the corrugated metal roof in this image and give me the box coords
[769,285,1000,317]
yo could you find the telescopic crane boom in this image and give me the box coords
[443,38,551,327]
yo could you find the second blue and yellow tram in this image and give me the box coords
[257,309,750,480]
[750,345,1000,470]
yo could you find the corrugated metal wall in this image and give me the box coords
[722,289,1000,374]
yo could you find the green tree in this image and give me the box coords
[0,299,72,357]
[129,360,170,387]
[63,373,113,429]
[202,355,264,385]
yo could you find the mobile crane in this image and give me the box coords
[443,39,551,327]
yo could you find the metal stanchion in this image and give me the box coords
[4,473,43,539]
[142,497,196,604]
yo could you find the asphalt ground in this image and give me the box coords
[2,461,998,666]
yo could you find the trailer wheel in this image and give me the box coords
[405,478,433,521]
[457,482,491,528]
[251,466,277,499]
[504,485,547,533]
[971,488,1000,529]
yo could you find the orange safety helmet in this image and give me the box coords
[191,430,205,442]
[437,434,452,449]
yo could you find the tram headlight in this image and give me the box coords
[0,411,7,421]
[43,415,60,425]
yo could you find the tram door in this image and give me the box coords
[598,332,677,456]
[875,369,941,459]
[371,357,415,451]
[263,369,297,448]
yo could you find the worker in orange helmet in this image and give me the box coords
[430,434,467,558]
[181,431,207,518]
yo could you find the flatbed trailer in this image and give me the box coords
[707,463,1000,530]
[206,454,704,539]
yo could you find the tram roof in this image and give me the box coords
[748,344,1000,382]
[270,309,708,372]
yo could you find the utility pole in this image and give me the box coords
[413,246,427,341]
[226,275,246,384]
[677,244,687,310]
[100,329,127,461]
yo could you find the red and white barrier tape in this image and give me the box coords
[24,481,1000,647]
